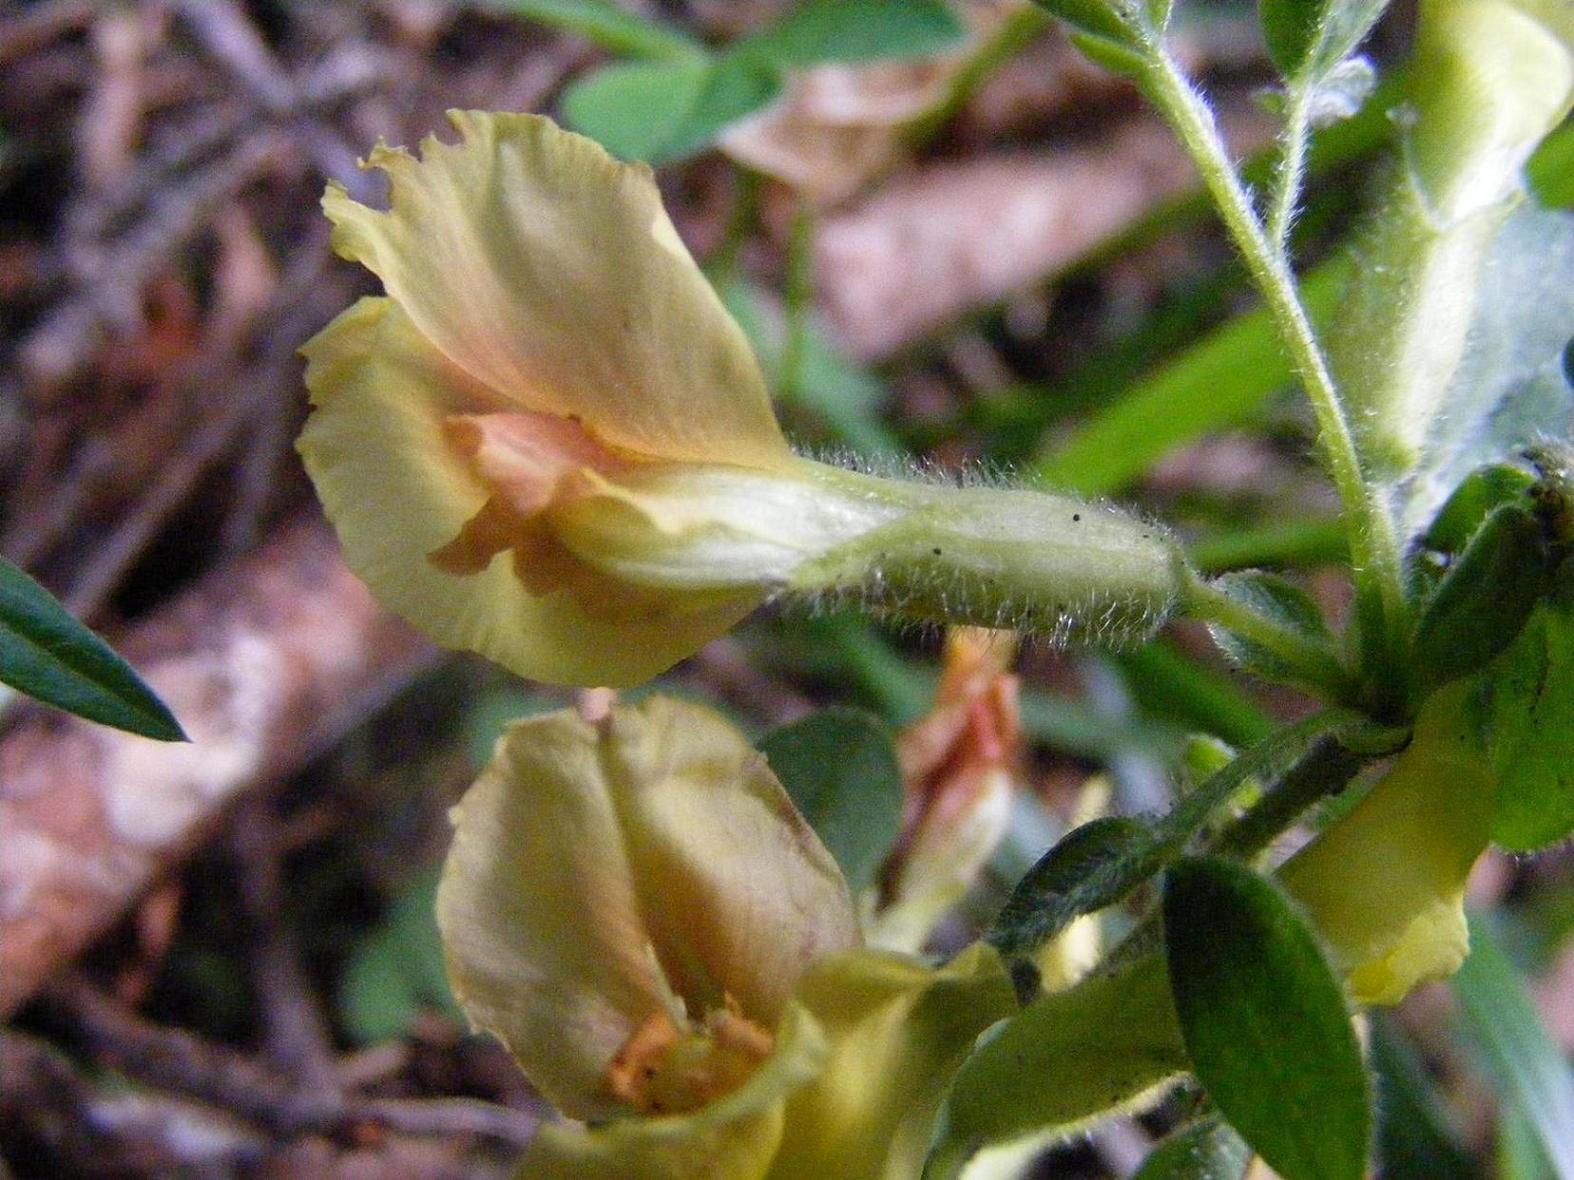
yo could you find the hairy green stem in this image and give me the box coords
[1265,81,1315,252]
[1159,707,1360,852]
[1098,709,1368,971]
[1138,48,1409,698]
[1206,734,1364,861]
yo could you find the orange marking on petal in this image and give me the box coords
[603,1004,775,1117]
[447,410,635,516]
[429,409,651,601]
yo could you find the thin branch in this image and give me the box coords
[41,978,539,1147]
[1138,49,1409,694]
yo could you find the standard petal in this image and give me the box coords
[297,295,761,687]
[599,697,862,1025]
[436,706,682,1121]
[435,698,859,1120]
[769,943,1016,1180]
[520,1004,828,1179]
[322,111,788,467]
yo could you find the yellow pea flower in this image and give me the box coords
[298,112,1181,688]
[930,682,1502,1171]
[437,695,1015,1177]
[1278,679,1497,1005]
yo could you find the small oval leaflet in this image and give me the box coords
[1163,856,1370,1180]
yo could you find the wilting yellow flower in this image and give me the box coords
[298,112,1180,688]
[868,627,1021,953]
[437,695,1014,1177]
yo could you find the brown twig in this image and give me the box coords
[22,131,292,393]
[59,239,339,621]
[0,0,94,69]
[0,1026,266,1174]
[39,977,539,1148]
[0,519,438,1017]
[227,797,343,1097]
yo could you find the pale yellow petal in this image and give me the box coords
[598,697,862,1024]
[297,295,760,688]
[769,943,1016,1180]
[436,698,859,1120]
[1279,681,1496,1005]
[519,1004,827,1179]
[323,111,788,466]
[437,707,679,1121]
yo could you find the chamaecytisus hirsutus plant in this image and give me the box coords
[296,0,1574,1175]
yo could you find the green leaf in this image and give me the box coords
[758,707,904,893]
[1190,518,1349,575]
[1260,0,1324,77]
[0,557,185,741]
[1068,28,1151,78]
[738,0,965,68]
[1476,588,1574,850]
[1500,1104,1560,1180]
[1412,504,1551,696]
[1402,208,1574,535]
[1032,0,1139,45]
[1421,464,1539,558]
[1369,1014,1478,1180]
[925,953,1188,1178]
[1203,570,1345,694]
[561,55,782,163]
[1529,118,1574,209]
[339,871,463,1044]
[489,0,703,59]
[1259,0,1387,80]
[1452,913,1574,1179]
[1163,857,1370,1180]
[1114,639,1274,747]
[1133,1118,1253,1180]
[987,815,1156,959]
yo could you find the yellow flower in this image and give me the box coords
[436,695,1015,1177]
[298,112,1180,688]
[1278,679,1496,1004]
[929,682,1501,1171]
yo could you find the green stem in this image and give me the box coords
[1138,48,1409,699]
[1265,81,1315,252]
[1097,707,1367,971]
[1183,574,1355,699]
[904,6,1052,148]
[1159,707,1360,853]
[1205,734,1364,862]
[707,167,762,281]
[779,202,816,401]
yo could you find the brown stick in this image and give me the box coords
[0,518,438,1017]
[34,978,541,1147]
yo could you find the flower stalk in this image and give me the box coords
[1134,46,1409,700]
